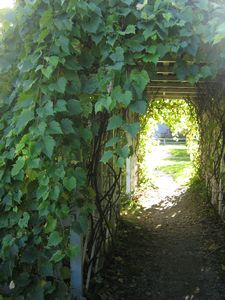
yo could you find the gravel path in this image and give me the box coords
[92,183,225,300]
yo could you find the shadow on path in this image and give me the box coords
[92,186,225,300]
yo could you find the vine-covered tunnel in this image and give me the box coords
[0,0,225,299]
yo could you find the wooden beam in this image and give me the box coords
[147,94,198,99]
[150,75,189,82]
[147,88,197,94]
[148,82,196,88]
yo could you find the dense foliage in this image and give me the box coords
[0,0,225,298]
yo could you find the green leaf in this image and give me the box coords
[40,10,52,28]
[63,176,77,191]
[37,29,49,44]
[41,66,53,79]
[100,151,113,163]
[43,135,56,158]
[23,79,36,91]
[47,231,62,247]
[119,24,136,35]
[112,86,132,107]
[129,101,146,113]
[115,157,125,168]
[110,47,124,62]
[48,121,63,135]
[146,45,157,54]
[50,250,65,263]
[143,26,154,40]
[123,122,140,137]
[18,212,30,229]
[12,157,25,176]
[16,109,34,133]
[107,115,123,130]
[55,77,67,94]
[54,99,68,112]
[37,185,49,200]
[117,144,130,158]
[58,35,70,54]
[61,118,75,134]
[39,262,53,277]
[130,69,149,98]
[95,96,113,113]
[66,245,79,258]
[105,137,120,147]
[67,99,82,115]
[46,56,59,67]
[82,15,101,33]
[45,216,57,234]
[28,158,41,169]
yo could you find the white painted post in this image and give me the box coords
[126,157,131,194]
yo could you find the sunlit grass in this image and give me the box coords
[156,145,194,185]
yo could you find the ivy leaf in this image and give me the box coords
[46,56,59,67]
[41,66,53,79]
[55,77,67,94]
[110,47,124,62]
[123,122,140,137]
[63,176,77,191]
[82,15,101,33]
[67,99,82,115]
[43,135,56,159]
[115,157,125,168]
[40,10,52,28]
[61,118,75,134]
[130,69,149,98]
[16,109,34,133]
[143,26,155,40]
[112,86,132,107]
[100,151,113,163]
[37,185,49,200]
[95,96,113,113]
[45,215,57,234]
[107,115,123,130]
[58,35,70,54]
[48,121,63,135]
[119,24,136,35]
[47,231,63,247]
[105,137,120,147]
[12,157,25,176]
[18,212,30,229]
[129,101,146,113]
[54,99,68,112]
[116,144,130,159]
[50,250,65,263]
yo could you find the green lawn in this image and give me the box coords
[156,145,194,185]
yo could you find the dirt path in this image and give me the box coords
[92,182,225,300]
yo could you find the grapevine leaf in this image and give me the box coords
[47,231,63,247]
[107,115,123,130]
[12,157,25,176]
[43,135,56,159]
[63,176,77,191]
[100,151,113,163]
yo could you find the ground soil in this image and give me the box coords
[91,182,225,300]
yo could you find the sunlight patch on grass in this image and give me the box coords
[156,145,194,185]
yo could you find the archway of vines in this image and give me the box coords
[137,98,199,187]
[0,0,225,298]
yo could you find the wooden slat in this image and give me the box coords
[148,82,196,88]
[148,88,197,93]
[147,94,198,99]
